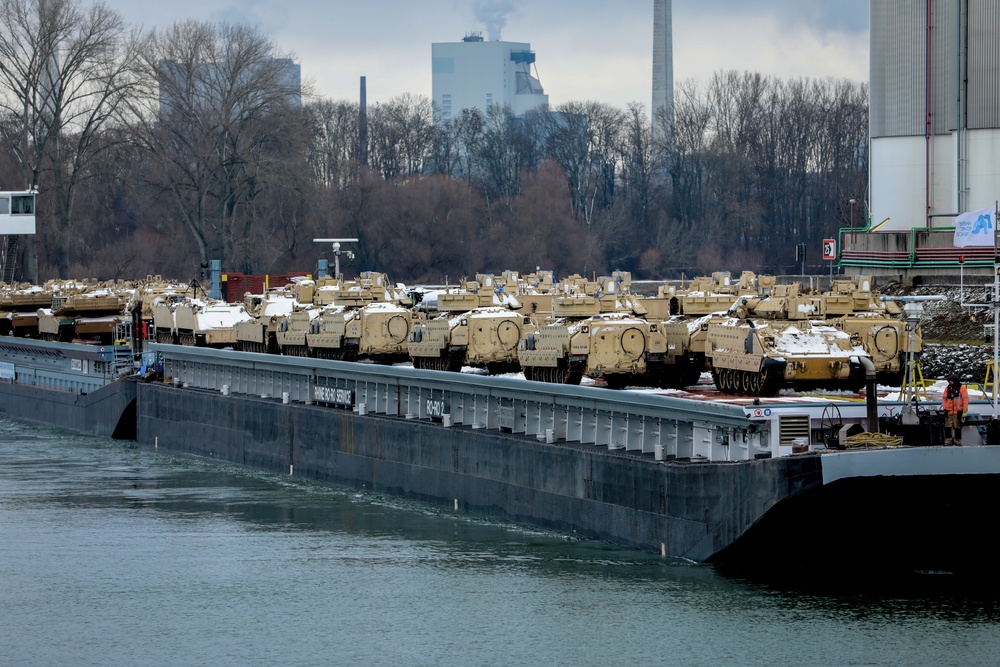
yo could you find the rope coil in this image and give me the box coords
[844,432,903,449]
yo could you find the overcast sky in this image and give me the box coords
[102,0,870,109]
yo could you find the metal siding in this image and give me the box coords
[872,0,926,137]
[871,0,959,137]
[968,0,1000,128]
[931,0,956,135]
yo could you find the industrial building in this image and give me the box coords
[842,0,1000,279]
[431,34,548,120]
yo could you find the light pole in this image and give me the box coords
[849,198,856,228]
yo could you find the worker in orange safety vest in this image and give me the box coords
[942,374,969,446]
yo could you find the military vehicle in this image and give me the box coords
[409,275,524,374]
[135,277,193,340]
[235,289,300,354]
[674,271,763,316]
[0,282,54,337]
[304,272,414,362]
[644,317,706,389]
[172,299,251,348]
[705,284,872,395]
[37,283,134,344]
[819,276,919,386]
[518,273,650,387]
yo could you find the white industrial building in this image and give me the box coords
[431,35,548,120]
[840,0,1000,279]
[869,0,1000,231]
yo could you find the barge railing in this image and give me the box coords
[152,344,758,462]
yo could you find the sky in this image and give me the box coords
[102,0,871,109]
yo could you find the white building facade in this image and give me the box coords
[870,0,1000,231]
[432,35,548,120]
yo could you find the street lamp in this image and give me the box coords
[849,198,856,229]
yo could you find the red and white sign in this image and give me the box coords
[822,239,837,260]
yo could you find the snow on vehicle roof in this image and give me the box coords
[197,304,251,328]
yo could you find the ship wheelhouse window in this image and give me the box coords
[0,197,8,214]
[11,195,34,214]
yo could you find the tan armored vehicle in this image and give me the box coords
[518,274,650,388]
[675,271,762,316]
[644,317,706,389]
[828,312,915,386]
[136,277,193,336]
[409,275,524,374]
[304,272,414,362]
[702,282,872,394]
[235,289,300,354]
[37,283,134,344]
[706,317,870,395]
[0,282,54,337]
[274,308,321,357]
[173,299,251,348]
[308,301,413,362]
[819,276,919,386]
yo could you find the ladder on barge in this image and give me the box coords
[1,234,18,283]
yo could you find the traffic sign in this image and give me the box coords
[822,239,836,260]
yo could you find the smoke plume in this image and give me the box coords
[474,0,514,41]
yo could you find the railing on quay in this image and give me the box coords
[151,344,758,462]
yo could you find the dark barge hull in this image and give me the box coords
[0,378,136,439]
[135,382,824,562]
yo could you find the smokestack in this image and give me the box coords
[652,0,674,146]
[359,76,368,166]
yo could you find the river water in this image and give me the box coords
[2,416,999,667]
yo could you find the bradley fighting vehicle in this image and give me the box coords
[706,283,872,395]
[518,272,651,388]
[637,271,766,389]
[820,276,919,386]
[297,272,414,362]
[408,274,524,374]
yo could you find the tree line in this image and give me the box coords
[0,0,868,284]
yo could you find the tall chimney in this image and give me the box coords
[359,76,368,166]
[652,0,674,146]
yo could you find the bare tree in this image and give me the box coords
[125,20,304,271]
[366,93,433,180]
[305,98,360,189]
[0,0,140,278]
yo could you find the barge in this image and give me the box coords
[4,336,1000,572]
[0,336,138,438]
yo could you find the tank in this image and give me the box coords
[36,282,135,344]
[518,274,650,388]
[0,282,54,337]
[409,275,524,374]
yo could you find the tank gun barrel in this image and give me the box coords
[879,295,946,302]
